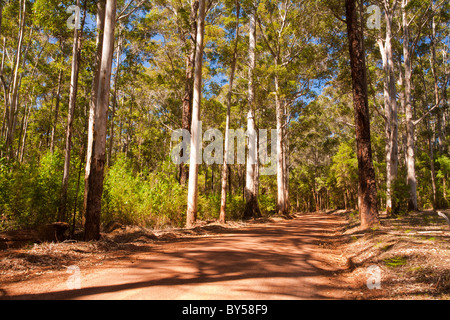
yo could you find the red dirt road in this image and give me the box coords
[0,213,352,300]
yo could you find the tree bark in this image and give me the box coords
[244,111,261,219]
[430,9,445,207]
[179,0,199,186]
[377,1,398,215]
[427,116,438,209]
[83,0,105,231]
[50,68,63,154]
[18,102,31,163]
[83,0,115,241]
[275,71,287,215]
[107,23,123,167]
[345,0,379,229]
[284,110,290,212]
[186,0,206,228]
[402,0,418,211]
[430,4,443,155]
[243,4,260,220]
[60,0,84,222]
[5,0,26,160]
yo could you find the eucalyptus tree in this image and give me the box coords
[30,0,66,155]
[84,0,117,240]
[2,0,27,160]
[375,0,399,215]
[186,0,206,228]
[220,0,241,223]
[256,0,327,215]
[345,0,379,229]
[400,0,447,211]
[60,0,88,222]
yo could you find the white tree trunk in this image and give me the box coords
[60,0,81,222]
[284,111,290,211]
[377,1,398,214]
[107,24,123,167]
[402,0,418,210]
[220,0,240,223]
[186,0,206,228]
[243,6,260,219]
[5,0,26,160]
[84,0,116,240]
[50,68,63,154]
[274,71,286,215]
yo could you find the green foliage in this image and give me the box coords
[32,0,72,37]
[0,152,63,231]
[258,193,277,216]
[391,171,411,215]
[102,156,222,229]
[1,0,449,234]
[330,142,358,191]
[103,156,183,228]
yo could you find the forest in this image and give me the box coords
[0,0,448,241]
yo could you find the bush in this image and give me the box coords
[0,151,63,231]
[102,156,265,228]
[103,156,225,229]
[391,169,410,215]
[259,193,277,216]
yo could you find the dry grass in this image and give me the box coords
[0,219,255,284]
[339,209,450,300]
[2,211,448,300]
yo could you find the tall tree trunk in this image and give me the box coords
[228,164,232,198]
[422,51,439,210]
[275,71,287,215]
[284,109,290,212]
[107,24,123,167]
[442,70,448,203]
[72,143,85,238]
[180,0,199,186]
[244,111,260,219]
[18,102,30,163]
[204,164,208,194]
[377,1,398,215]
[125,95,133,157]
[430,4,443,155]
[83,0,115,241]
[186,0,206,228]
[83,0,105,229]
[386,8,398,214]
[427,116,438,209]
[0,36,6,147]
[5,0,26,160]
[402,0,418,211]
[243,4,260,220]
[345,0,379,229]
[219,98,230,222]
[210,164,214,193]
[60,0,84,222]
[1,36,6,144]
[430,9,445,207]
[50,68,63,154]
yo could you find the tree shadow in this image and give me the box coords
[1,213,351,300]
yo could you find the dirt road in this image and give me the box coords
[1,213,352,300]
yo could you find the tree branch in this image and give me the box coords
[413,100,442,126]
[256,16,277,59]
[117,0,145,22]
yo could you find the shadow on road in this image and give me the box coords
[1,213,351,300]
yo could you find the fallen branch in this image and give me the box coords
[437,211,450,229]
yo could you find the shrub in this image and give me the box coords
[0,151,63,231]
